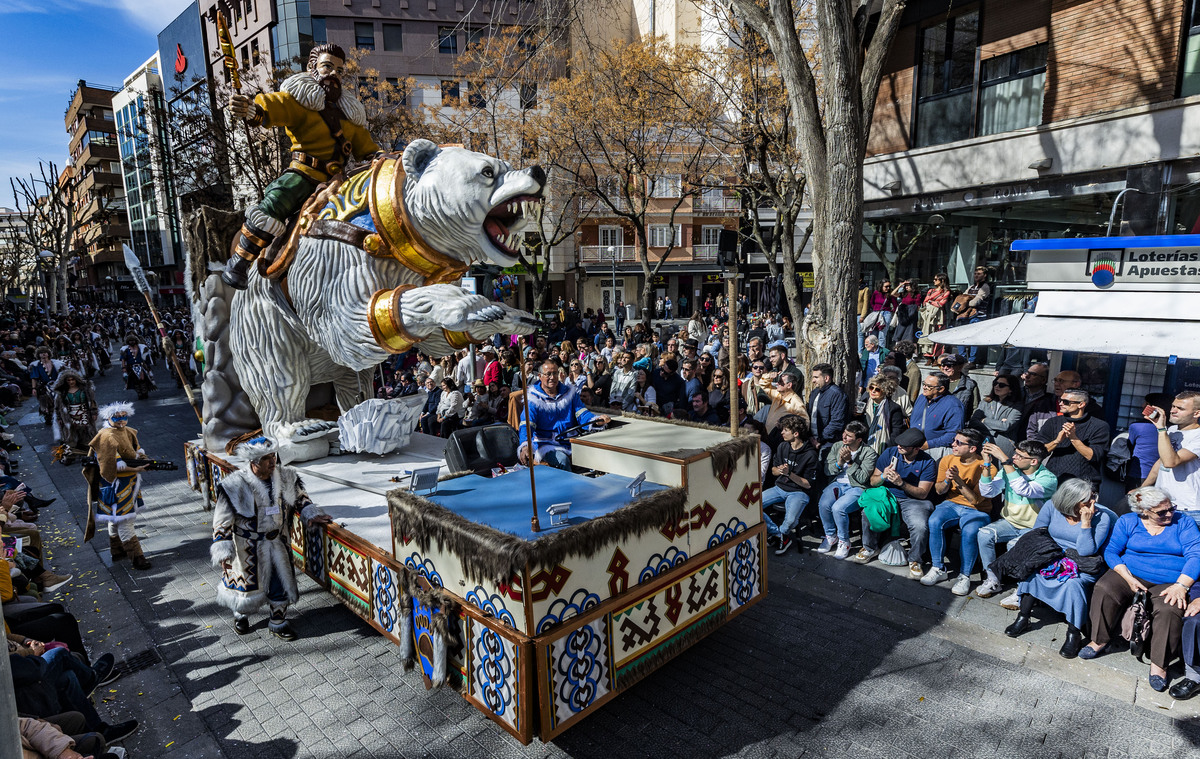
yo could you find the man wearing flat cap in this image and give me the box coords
[855,427,937,577]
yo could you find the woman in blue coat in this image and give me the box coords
[1004,478,1114,659]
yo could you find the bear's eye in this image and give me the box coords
[481,166,495,179]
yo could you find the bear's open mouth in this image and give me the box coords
[484,194,542,255]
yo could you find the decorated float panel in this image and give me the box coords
[185,418,766,743]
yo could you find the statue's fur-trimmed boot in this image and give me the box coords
[222,220,277,290]
[123,537,151,570]
[109,534,127,561]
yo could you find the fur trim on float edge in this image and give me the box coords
[389,485,687,585]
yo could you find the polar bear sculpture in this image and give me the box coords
[210,140,540,461]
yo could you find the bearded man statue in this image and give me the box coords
[222,43,381,289]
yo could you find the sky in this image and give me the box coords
[0,0,194,207]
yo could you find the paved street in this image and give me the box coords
[13,367,1200,758]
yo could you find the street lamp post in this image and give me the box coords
[607,245,617,321]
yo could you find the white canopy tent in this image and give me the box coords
[930,290,1200,360]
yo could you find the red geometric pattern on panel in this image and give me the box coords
[661,502,718,540]
[685,563,722,613]
[738,482,762,509]
[607,547,630,596]
[618,597,662,650]
[499,573,523,602]
[690,501,716,531]
[528,564,572,602]
[663,583,683,626]
[716,466,734,490]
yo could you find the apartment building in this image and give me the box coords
[575,176,742,319]
[65,80,131,301]
[862,0,1200,290]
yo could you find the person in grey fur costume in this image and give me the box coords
[211,437,331,640]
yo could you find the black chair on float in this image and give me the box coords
[445,424,521,475]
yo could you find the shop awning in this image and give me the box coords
[930,312,1200,359]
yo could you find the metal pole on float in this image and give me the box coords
[518,366,542,533]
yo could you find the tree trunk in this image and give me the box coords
[801,148,863,399]
[638,241,654,326]
[58,264,69,314]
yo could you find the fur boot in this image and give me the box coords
[124,537,151,570]
[109,534,127,561]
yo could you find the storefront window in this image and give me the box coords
[1117,356,1168,429]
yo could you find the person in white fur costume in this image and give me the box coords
[211,437,330,640]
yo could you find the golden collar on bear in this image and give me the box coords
[303,154,468,286]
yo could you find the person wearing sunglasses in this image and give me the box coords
[1003,477,1114,659]
[518,361,610,469]
[1033,389,1110,488]
[1079,487,1200,694]
[86,403,153,570]
[970,373,1024,447]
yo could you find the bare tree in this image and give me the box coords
[723,0,909,385]
[540,38,730,322]
[705,14,811,335]
[431,26,584,311]
[10,161,114,314]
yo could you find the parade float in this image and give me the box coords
[178,132,767,743]
[176,28,765,740]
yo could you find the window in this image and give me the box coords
[312,17,327,45]
[519,82,537,109]
[382,23,403,52]
[468,82,487,108]
[439,27,458,54]
[441,80,461,104]
[467,27,487,50]
[915,9,979,147]
[649,174,681,198]
[648,224,681,247]
[518,28,538,52]
[599,226,623,247]
[978,44,1047,136]
[597,175,622,197]
[701,226,723,246]
[240,45,250,68]
[251,39,260,65]
[355,22,375,50]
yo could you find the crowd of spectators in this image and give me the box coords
[1,302,169,757]
[377,290,1200,701]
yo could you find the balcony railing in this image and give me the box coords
[579,245,639,264]
[580,245,722,264]
[694,196,741,213]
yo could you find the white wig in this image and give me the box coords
[98,402,135,423]
[237,436,279,464]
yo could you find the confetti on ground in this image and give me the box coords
[166,742,175,748]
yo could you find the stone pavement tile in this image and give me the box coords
[1025,646,1140,704]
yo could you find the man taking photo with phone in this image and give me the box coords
[1143,391,1200,527]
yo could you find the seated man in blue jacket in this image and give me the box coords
[910,373,965,457]
[518,361,610,470]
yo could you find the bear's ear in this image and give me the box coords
[402,139,439,180]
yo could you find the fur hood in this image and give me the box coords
[281,72,367,129]
[50,367,90,394]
